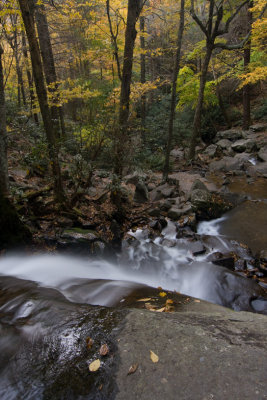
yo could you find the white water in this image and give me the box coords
[0,220,242,307]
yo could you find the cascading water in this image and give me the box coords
[0,220,263,311]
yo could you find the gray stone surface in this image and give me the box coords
[258,147,267,162]
[215,129,244,142]
[134,182,149,203]
[115,304,267,400]
[203,144,218,157]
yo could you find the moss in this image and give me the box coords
[65,227,98,235]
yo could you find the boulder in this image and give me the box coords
[191,190,232,220]
[258,147,267,162]
[134,182,149,203]
[203,144,218,158]
[150,183,177,201]
[190,179,209,193]
[167,207,184,220]
[216,138,232,150]
[170,148,184,161]
[215,129,244,142]
[248,162,267,177]
[57,228,101,254]
[209,156,244,172]
[124,171,147,185]
[231,139,257,153]
[249,123,267,132]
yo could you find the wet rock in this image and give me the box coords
[191,190,232,220]
[191,241,206,256]
[149,218,167,232]
[212,256,236,271]
[235,259,247,271]
[57,228,101,254]
[176,226,196,239]
[215,129,244,142]
[161,238,176,247]
[134,182,149,203]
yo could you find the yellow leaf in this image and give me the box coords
[150,350,159,363]
[159,291,167,297]
[89,359,101,372]
[137,298,152,302]
[156,307,166,312]
[165,299,174,305]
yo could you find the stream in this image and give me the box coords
[0,179,267,398]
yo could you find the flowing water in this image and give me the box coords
[0,219,264,310]
[1,205,267,398]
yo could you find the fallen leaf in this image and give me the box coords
[159,291,167,297]
[194,299,201,303]
[165,299,174,305]
[127,363,138,375]
[100,343,109,356]
[89,359,101,372]
[86,337,94,349]
[137,298,152,302]
[150,350,159,363]
[145,303,157,311]
[156,307,166,312]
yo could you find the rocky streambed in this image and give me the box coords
[1,125,267,398]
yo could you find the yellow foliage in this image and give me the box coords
[239,66,267,87]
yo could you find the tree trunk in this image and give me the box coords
[188,44,213,160]
[162,0,185,181]
[140,15,146,131]
[0,46,9,195]
[242,3,252,130]
[18,0,64,203]
[22,30,39,125]
[114,0,143,176]
[35,2,65,137]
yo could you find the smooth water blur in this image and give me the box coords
[0,220,260,308]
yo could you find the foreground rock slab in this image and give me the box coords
[115,302,267,400]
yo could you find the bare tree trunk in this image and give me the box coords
[114,0,143,176]
[35,1,65,137]
[162,0,185,181]
[242,3,252,130]
[22,30,39,125]
[0,46,9,195]
[188,44,213,159]
[18,0,64,203]
[140,15,146,131]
